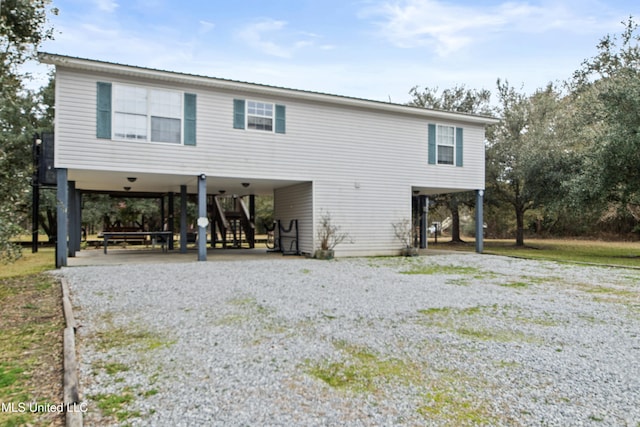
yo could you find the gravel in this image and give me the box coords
[57,253,640,426]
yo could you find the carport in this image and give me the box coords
[55,167,309,267]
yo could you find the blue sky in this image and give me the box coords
[35,0,639,103]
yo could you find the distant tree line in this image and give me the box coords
[410,17,640,246]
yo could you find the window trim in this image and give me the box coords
[233,98,286,134]
[246,100,275,133]
[428,123,463,167]
[112,83,185,145]
[436,124,456,166]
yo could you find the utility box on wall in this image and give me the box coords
[38,132,56,186]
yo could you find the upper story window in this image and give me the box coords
[97,82,197,146]
[233,99,286,134]
[436,125,455,165]
[428,123,463,167]
[247,101,274,131]
[113,85,182,144]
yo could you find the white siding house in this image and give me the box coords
[40,53,497,265]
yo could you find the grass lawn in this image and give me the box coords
[434,238,640,268]
[0,248,64,427]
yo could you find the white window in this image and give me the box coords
[247,101,273,132]
[437,125,455,165]
[113,85,182,144]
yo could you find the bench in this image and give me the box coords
[99,227,146,242]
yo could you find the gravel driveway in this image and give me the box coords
[59,253,640,426]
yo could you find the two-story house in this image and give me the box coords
[39,53,497,266]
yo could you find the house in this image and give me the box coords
[39,53,498,266]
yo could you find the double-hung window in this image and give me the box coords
[97,82,197,145]
[233,99,286,134]
[113,85,182,144]
[247,101,273,131]
[436,125,455,165]
[428,123,463,167]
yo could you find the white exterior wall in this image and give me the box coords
[274,182,313,255]
[52,62,490,256]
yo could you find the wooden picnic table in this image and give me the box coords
[102,231,173,254]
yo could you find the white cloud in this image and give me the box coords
[198,20,215,35]
[94,0,119,13]
[237,19,322,58]
[362,0,621,56]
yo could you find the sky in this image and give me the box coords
[32,0,640,104]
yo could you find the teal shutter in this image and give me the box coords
[96,82,112,139]
[275,104,286,134]
[233,99,245,129]
[455,127,463,167]
[428,124,436,164]
[184,93,196,146]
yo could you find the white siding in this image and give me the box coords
[53,63,490,256]
[54,67,486,190]
[274,182,313,255]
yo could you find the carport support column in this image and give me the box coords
[56,168,68,268]
[68,181,79,257]
[475,190,484,253]
[180,185,187,254]
[420,195,428,249]
[168,192,175,250]
[197,174,207,261]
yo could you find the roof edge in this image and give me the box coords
[38,52,499,125]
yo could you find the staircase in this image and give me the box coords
[212,195,255,248]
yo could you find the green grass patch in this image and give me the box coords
[402,264,483,276]
[0,363,24,388]
[456,326,536,343]
[479,239,640,268]
[93,324,175,353]
[96,361,130,375]
[91,390,138,422]
[418,305,485,317]
[306,341,419,393]
[418,375,497,425]
[418,305,543,344]
[0,249,56,279]
[500,281,530,288]
[143,389,159,397]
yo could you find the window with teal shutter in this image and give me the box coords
[96,82,112,139]
[233,99,245,129]
[428,124,436,164]
[275,104,286,134]
[455,127,463,167]
[184,93,196,146]
[429,124,463,166]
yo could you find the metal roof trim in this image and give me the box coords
[38,52,499,125]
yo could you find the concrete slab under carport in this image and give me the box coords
[66,247,304,267]
[66,246,459,267]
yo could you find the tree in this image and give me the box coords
[486,81,571,246]
[408,85,493,242]
[570,17,640,232]
[0,0,57,260]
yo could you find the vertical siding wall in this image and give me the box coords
[274,182,313,255]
